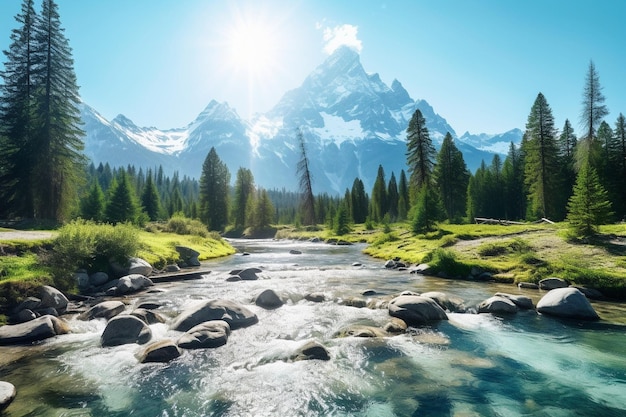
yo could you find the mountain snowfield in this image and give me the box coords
[81,46,522,193]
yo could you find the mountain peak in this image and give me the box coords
[193,100,240,124]
[112,114,137,128]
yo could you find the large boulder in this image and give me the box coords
[13,297,41,315]
[101,315,152,347]
[116,274,154,295]
[539,277,568,290]
[38,285,69,314]
[177,320,230,349]
[421,291,466,313]
[238,268,262,281]
[89,271,110,287]
[0,315,69,345]
[171,299,258,332]
[138,339,181,363]
[255,289,284,309]
[0,381,16,411]
[80,301,126,321]
[537,288,600,320]
[478,296,518,314]
[131,308,166,325]
[388,295,448,325]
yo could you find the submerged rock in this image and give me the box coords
[537,288,599,320]
[131,308,166,325]
[539,277,568,290]
[171,299,258,332]
[290,340,330,361]
[421,291,466,313]
[494,292,534,309]
[80,301,126,321]
[388,295,448,325]
[518,282,539,290]
[255,289,284,309]
[304,293,326,302]
[335,325,387,338]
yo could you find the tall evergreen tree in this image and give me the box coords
[406,109,435,199]
[233,167,255,230]
[502,142,526,220]
[30,0,85,221]
[566,161,613,236]
[80,181,105,221]
[434,132,469,222]
[387,172,399,221]
[296,128,316,225]
[523,93,560,220]
[412,184,444,234]
[397,170,410,221]
[0,0,38,218]
[199,147,230,231]
[613,113,626,217]
[557,119,578,215]
[105,171,139,224]
[580,60,609,142]
[248,188,274,232]
[350,178,368,223]
[140,173,161,221]
[371,165,387,222]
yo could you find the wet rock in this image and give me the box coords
[291,340,330,361]
[410,263,432,275]
[388,295,448,325]
[225,275,242,282]
[537,288,599,320]
[0,381,16,411]
[539,277,568,290]
[177,320,230,349]
[478,296,518,314]
[139,339,181,363]
[336,325,387,338]
[80,301,126,321]
[101,315,152,347]
[304,293,326,302]
[399,290,420,296]
[171,299,258,332]
[341,297,367,308]
[39,285,69,314]
[362,289,377,296]
[494,293,534,309]
[238,268,262,281]
[421,291,466,313]
[289,249,302,255]
[13,309,36,323]
[165,264,181,272]
[13,297,41,315]
[352,262,362,267]
[116,274,154,295]
[384,259,396,269]
[571,286,604,300]
[136,299,163,310]
[0,315,69,345]
[384,317,408,334]
[255,289,284,309]
[131,308,166,325]
[518,282,539,289]
[366,299,389,309]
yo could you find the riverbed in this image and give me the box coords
[1,239,625,416]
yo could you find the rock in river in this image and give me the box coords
[177,320,231,349]
[0,315,69,345]
[537,288,599,320]
[388,295,448,325]
[101,315,152,347]
[171,299,258,332]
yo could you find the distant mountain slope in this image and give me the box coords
[81,46,521,192]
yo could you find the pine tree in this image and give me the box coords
[80,181,105,221]
[387,172,399,222]
[502,142,525,220]
[140,173,160,221]
[406,109,435,199]
[613,113,626,217]
[350,177,368,223]
[334,201,351,235]
[296,128,316,225]
[371,165,387,222]
[566,161,613,237]
[556,119,578,216]
[434,132,469,222]
[233,167,255,230]
[0,0,38,218]
[105,171,139,224]
[199,147,230,231]
[523,93,560,220]
[397,170,410,221]
[30,0,85,221]
[580,60,609,142]
[412,184,444,234]
[248,188,274,232]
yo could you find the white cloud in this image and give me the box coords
[322,24,363,55]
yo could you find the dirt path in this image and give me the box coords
[0,230,56,241]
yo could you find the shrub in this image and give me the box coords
[164,214,210,238]
[51,220,140,284]
[423,248,471,277]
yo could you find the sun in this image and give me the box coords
[225,16,280,78]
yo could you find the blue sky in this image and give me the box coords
[1,0,625,135]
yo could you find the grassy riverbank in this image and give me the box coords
[277,222,626,299]
[0,223,235,319]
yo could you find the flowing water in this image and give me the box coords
[1,239,625,416]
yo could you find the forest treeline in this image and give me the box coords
[1,1,623,238]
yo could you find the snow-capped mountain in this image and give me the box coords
[81,45,522,193]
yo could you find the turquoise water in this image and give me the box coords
[1,239,625,416]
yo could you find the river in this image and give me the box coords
[1,239,625,416]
